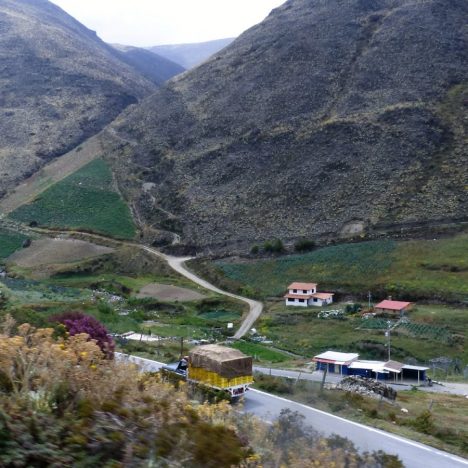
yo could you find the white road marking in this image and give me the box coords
[250,389,468,465]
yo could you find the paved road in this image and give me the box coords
[253,366,468,396]
[117,354,467,468]
[142,246,263,339]
[244,389,468,468]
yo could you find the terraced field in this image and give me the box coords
[9,159,136,239]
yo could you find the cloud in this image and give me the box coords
[50,0,286,46]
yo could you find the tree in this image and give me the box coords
[50,311,114,359]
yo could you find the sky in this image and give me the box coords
[50,0,286,47]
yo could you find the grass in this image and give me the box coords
[256,302,467,364]
[0,228,28,259]
[215,235,468,301]
[9,159,136,239]
[198,310,241,322]
[0,277,92,306]
[230,341,290,363]
[253,374,468,457]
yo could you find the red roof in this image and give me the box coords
[375,300,412,311]
[284,293,313,299]
[288,282,317,290]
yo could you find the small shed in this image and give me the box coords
[375,300,413,316]
[381,360,429,384]
[313,351,359,374]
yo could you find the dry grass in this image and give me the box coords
[7,238,114,268]
[136,283,207,302]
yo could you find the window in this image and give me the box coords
[293,289,297,293]
[303,290,307,293]
[313,298,318,302]
[287,298,293,302]
[299,299,305,303]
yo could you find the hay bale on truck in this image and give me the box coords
[188,344,253,399]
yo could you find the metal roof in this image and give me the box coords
[402,364,430,371]
[383,360,404,372]
[313,351,359,365]
[349,360,387,372]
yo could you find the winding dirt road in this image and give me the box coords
[142,246,263,339]
[0,218,263,339]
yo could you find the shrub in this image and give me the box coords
[250,245,259,254]
[294,239,316,252]
[0,321,250,467]
[50,311,115,358]
[263,239,285,254]
[345,303,362,314]
[254,374,292,394]
[409,410,435,434]
[0,319,404,467]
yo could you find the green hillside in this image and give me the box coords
[10,160,136,239]
[216,235,468,301]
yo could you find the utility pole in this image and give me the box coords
[320,367,328,393]
[385,320,391,361]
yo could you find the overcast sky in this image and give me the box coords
[50,0,286,47]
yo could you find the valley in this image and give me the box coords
[0,0,466,465]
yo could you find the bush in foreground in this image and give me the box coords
[50,311,115,358]
[0,317,403,467]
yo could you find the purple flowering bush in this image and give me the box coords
[50,311,114,358]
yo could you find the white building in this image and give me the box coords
[284,282,334,307]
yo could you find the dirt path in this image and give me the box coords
[3,222,263,339]
[142,246,263,339]
[0,134,103,215]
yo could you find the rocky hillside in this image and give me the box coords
[112,44,185,85]
[107,0,467,252]
[0,0,156,196]
[148,38,234,69]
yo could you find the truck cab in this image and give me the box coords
[162,358,188,377]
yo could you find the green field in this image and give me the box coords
[256,302,467,364]
[9,159,136,239]
[215,235,468,301]
[230,341,291,363]
[199,310,241,322]
[0,228,28,259]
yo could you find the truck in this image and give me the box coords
[162,344,253,400]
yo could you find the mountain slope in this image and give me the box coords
[106,0,467,251]
[148,38,235,69]
[112,44,185,85]
[0,0,156,197]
